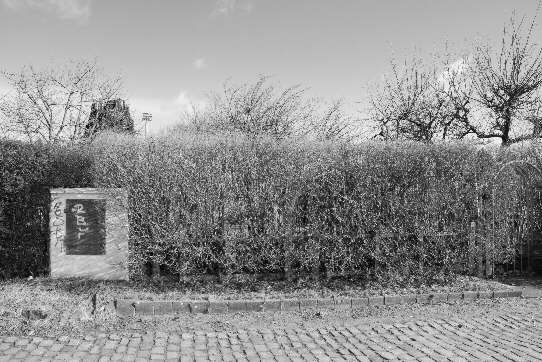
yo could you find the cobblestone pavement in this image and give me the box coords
[2,308,542,362]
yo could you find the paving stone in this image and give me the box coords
[3,298,542,360]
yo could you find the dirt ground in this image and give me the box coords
[0,275,522,338]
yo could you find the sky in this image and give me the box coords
[1,0,541,133]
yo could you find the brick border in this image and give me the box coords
[115,289,522,316]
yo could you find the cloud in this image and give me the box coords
[212,0,253,16]
[437,57,470,88]
[0,78,13,97]
[129,91,206,134]
[2,0,91,21]
[192,58,207,70]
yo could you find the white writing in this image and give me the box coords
[71,203,89,239]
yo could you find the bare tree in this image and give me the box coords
[304,99,356,142]
[370,7,542,147]
[187,76,353,141]
[464,11,542,146]
[435,55,474,140]
[369,57,452,142]
[203,76,312,139]
[0,60,122,144]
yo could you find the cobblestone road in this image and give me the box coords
[2,308,542,361]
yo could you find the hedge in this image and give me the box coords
[0,141,93,278]
[1,135,541,284]
[89,134,542,284]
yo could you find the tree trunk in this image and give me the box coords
[501,112,512,146]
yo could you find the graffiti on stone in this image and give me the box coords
[51,199,65,253]
[65,199,106,255]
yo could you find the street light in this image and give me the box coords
[142,113,152,138]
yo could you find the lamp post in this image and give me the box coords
[142,112,152,138]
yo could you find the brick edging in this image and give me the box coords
[114,289,522,317]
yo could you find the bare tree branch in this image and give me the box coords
[0,59,123,144]
[468,8,542,146]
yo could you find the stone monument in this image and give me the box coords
[50,188,129,280]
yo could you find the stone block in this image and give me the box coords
[227,300,247,313]
[401,294,417,304]
[262,300,281,312]
[245,300,264,312]
[153,301,173,315]
[317,298,335,308]
[478,291,493,299]
[351,297,369,307]
[281,299,300,311]
[133,301,154,315]
[299,298,318,310]
[368,296,384,306]
[115,300,134,317]
[208,301,228,314]
[447,292,463,302]
[508,290,522,298]
[416,294,432,304]
[384,295,402,305]
[431,293,448,304]
[463,291,479,300]
[171,301,190,314]
[493,290,509,299]
[189,301,209,314]
[334,297,352,310]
